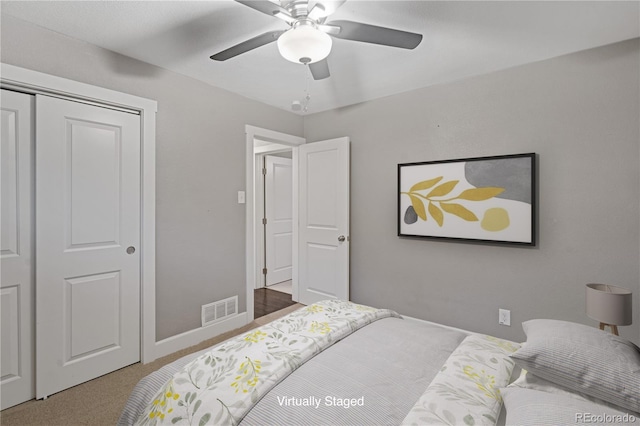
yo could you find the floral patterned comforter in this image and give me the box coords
[402,334,520,425]
[134,300,400,426]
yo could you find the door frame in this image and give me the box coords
[0,63,159,363]
[245,125,304,322]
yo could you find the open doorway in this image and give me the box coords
[262,153,293,292]
[255,151,296,318]
[245,126,305,322]
[245,128,351,321]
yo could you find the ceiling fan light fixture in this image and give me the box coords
[277,24,332,64]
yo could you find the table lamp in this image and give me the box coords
[586,283,632,335]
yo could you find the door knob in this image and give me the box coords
[338,235,346,242]
[126,246,136,254]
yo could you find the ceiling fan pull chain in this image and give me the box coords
[303,70,311,112]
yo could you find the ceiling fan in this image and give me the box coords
[210,0,423,80]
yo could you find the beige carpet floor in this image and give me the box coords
[0,304,303,426]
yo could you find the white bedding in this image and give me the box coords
[241,317,467,426]
[119,301,521,426]
[132,300,399,425]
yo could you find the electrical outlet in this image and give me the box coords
[498,308,511,326]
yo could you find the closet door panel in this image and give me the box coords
[67,119,122,247]
[36,95,141,399]
[0,89,35,410]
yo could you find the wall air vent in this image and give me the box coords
[201,295,238,327]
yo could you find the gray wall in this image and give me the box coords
[304,38,640,343]
[3,13,638,345]
[0,15,304,340]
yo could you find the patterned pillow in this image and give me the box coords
[510,319,640,413]
[501,387,638,426]
[402,334,520,426]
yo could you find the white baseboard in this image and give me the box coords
[145,311,249,362]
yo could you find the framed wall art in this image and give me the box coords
[398,153,536,245]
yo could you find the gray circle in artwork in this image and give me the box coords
[404,206,418,224]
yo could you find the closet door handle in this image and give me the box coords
[126,246,136,254]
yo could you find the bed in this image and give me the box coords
[119,300,640,425]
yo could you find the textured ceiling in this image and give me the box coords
[2,1,638,114]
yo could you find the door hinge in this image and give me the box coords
[262,218,267,225]
[262,167,267,176]
[262,268,267,275]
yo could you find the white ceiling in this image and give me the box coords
[2,1,638,114]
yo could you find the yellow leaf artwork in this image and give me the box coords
[402,176,506,230]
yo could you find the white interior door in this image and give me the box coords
[298,137,350,305]
[265,155,293,286]
[35,95,141,398]
[1,89,35,409]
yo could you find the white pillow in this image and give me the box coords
[502,387,638,426]
[510,319,640,413]
[509,369,639,413]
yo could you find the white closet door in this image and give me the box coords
[35,95,141,398]
[1,89,35,409]
[265,155,293,286]
[298,137,350,305]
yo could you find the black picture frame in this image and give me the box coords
[398,153,536,245]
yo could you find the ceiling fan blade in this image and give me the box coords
[307,3,326,21]
[317,23,341,35]
[210,30,285,61]
[235,0,295,24]
[309,0,347,19]
[309,59,330,80]
[327,20,422,49]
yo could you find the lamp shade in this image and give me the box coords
[586,283,632,326]
[277,25,332,64]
